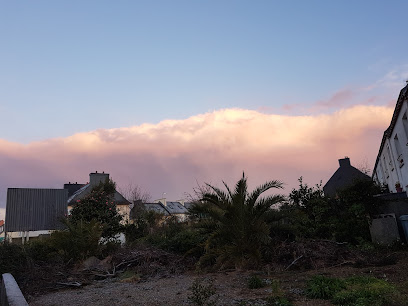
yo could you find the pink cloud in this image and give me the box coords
[0,105,393,210]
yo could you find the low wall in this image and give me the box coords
[0,273,28,306]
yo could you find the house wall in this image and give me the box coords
[374,100,408,192]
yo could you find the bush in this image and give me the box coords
[248,275,265,289]
[188,278,218,306]
[0,243,27,275]
[48,219,103,262]
[306,275,346,299]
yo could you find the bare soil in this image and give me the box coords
[25,242,408,305]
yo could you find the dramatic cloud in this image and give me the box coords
[0,104,393,214]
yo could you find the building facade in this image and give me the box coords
[373,84,408,193]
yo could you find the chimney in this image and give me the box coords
[177,199,185,206]
[89,172,109,187]
[339,157,351,168]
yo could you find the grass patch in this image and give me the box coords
[306,275,397,306]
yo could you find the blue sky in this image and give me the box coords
[1,1,408,143]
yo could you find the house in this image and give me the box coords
[131,198,192,222]
[5,188,68,243]
[373,83,408,193]
[323,157,370,197]
[66,172,131,223]
[0,220,4,242]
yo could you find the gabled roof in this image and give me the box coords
[66,172,130,206]
[160,201,188,215]
[373,84,408,176]
[5,188,67,232]
[143,202,171,215]
[323,158,370,197]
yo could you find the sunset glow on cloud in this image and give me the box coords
[0,104,393,219]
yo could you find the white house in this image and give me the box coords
[373,83,408,193]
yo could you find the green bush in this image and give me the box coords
[48,219,103,262]
[306,275,346,299]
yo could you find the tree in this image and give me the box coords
[189,173,285,269]
[286,177,383,244]
[69,179,123,239]
[119,183,151,204]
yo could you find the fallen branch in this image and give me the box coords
[285,255,304,271]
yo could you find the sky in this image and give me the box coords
[1,1,408,220]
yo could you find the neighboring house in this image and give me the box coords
[132,198,192,222]
[0,220,4,242]
[66,172,131,223]
[5,188,68,243]
[373,83,408,193]
[323,157,370,197]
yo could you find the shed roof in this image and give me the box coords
[5,188,68,232]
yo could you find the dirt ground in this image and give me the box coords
[25,243,408,305]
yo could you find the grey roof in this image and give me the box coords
[323,158,371,197]
[67,183,130,206]
[5,188,68,232]
[161,201,189,215]
[143,203,170,215]
[67,173,130,206]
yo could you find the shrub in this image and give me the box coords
[48,219,103,262]
[248,275,265,289]
[0,243,27,275]
[306,275,346,299]
[188,278,217,306]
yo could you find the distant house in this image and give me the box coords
[373,83,408,193]
[66,172,131,223]
[323,157,370,197]
[0,220,4,242]
[5,188,67,243]
[131,198,192,222]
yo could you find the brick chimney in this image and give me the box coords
[339,157,351,168]
[89,171,109,187]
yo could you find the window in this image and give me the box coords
[394,134,404,167]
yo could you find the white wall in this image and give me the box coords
[374,100,408,192]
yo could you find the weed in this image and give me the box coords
[265,296,292,306]
[188,278,218,306]
[306,275,397,306]
[306,275,346,299]
[247,275,265,289]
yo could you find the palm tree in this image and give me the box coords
[189,173,285,269]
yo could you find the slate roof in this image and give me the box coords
[66,173,130,206]
[161,201,189,215]
[5,188,68,232]
[323,158,370,197]
[143,202,171,215]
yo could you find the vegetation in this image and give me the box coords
[306,275,397,306]
[189,173,285,269]
[188,278,218,306]
[69,179,123,239]
[247,275,266,289]
[284,177,383,244]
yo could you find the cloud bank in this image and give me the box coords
[0,104,393,215]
